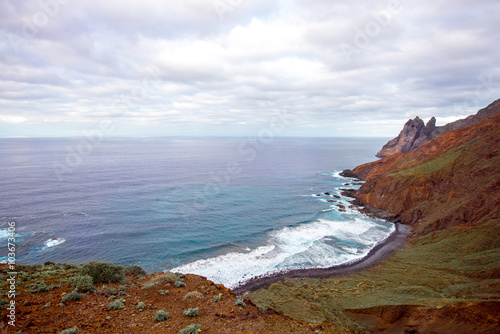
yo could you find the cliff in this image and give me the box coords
[376,98,500,157]
[354,106,500,235]
[249,101,500,334]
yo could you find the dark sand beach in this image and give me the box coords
[234,222,411,294]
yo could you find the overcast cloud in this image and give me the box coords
[0,0,499,137]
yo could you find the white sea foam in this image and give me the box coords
[0,229,10,239]
[45,238,66,247]
[173,218,394,289]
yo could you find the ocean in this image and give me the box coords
[0,137,393,288]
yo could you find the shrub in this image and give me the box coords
[108,299,124,310]
[124,264,146,276]
[60,327,78,334]
[159,289,169,295]
[44,261,55,266]
[165,271,185,283]
[175,281,186,288]
[235,296,246,306]
[81,260,124,283]
[69,275,95,293]
[184,291,202,300]
[136,301,145,309]
[183,307,199,317]
[29,281,60,293]
[153,310,170,321]
[41,302,51,309]
[179,324,202,334]
[213,293,222,303]
[62,290,85,304]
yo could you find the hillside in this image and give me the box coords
[3,105,499,334]
[248,104,500,333]
[376,99,500,157]
[1,262,343,333]
[353,106,500,236]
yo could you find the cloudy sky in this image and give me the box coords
[0,0,499,138]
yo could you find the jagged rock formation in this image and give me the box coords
[354,106,500,235]
[376,99,500,157]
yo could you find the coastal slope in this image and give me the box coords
[354,105,500,236]
[376,98,500,157]
[248,102,500,333]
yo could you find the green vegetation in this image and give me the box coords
[60,328,78,334]
[62,290,85,304]
[183,307,199,317]
[136,301,145,309]
[81,260,125,283]
[234,296,245,306]
[124,264,146,276]
[153,310,170,321]
[28,281,60,293]
[178,324,202,334]
[184,291,202,300]
[68,275,95,293]
[175,281,186,287]
[108,299,124,310]
[213,293,222,303]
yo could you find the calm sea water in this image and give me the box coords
[0,137,392,288]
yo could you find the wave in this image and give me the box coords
[172,217,394,289]
[45,238,66,247]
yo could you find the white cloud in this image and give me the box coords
[0,0,499,137]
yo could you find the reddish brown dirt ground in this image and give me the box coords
[1,265,342,334]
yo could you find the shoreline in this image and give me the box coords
[233,173,411,294]
[233,221,411,294]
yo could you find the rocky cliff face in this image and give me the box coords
[354,106,500,235]
[376,99,500,157]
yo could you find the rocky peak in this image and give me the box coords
[376,99,500,158]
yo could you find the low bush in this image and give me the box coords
[153,310,170,321]
[235,296,246,306]
[174,281,186,288]
[136,301,145,309]
[108,299,124,310]
[184,291,202,300]
[62,290,85,304]
[81,260,124,283]
[183,307,199,317]
[29,281,60,294]
[179,324,202,334]
[69,275,95,293]
[60,327,78,334]
[124,264,146,276]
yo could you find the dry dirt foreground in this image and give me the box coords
[1,264,347,334]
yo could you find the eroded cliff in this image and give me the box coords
[376,98,500,157]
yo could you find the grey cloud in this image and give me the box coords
[0,0,499,137]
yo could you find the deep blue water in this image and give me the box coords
[0,137,391,288]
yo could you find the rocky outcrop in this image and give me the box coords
[354,105,500,235]
[376,99,500,157]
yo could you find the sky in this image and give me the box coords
[0,0,499,138]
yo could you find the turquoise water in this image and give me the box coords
[0,137,392,288]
